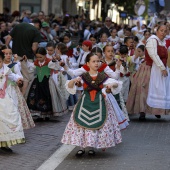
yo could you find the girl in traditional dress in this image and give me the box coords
[89,34,98,49]
[48,54,69,116]
[3,48,35,129]
[126,25,170,120]
[103,45,129,121]
[61,53,122,156]
[0,51,25,152]
[139,30,151,46]
[115,45,133,102]
[46,41,56,59]
[97,33,108,49]
[56,43,77,110]
[27,47,53,119]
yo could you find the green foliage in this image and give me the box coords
[111,0,136,15]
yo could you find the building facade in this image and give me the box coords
[0,0,77,16]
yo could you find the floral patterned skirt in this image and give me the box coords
[61,98,122,149]
[0,87,25,147]
[8,85,35,129]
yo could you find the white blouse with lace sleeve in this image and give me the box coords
[48,60,61,70]
[146,38,166,70]
[102,78,122,95]
[65,77,122,95]
[103,66,120,80]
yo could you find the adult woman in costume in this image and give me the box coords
[126,25,170,120]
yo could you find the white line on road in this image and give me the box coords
[37,144,76,170]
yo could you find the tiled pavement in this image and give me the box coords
[55,115,170,170]
[0,114,170,170]
[1,113,170,170]
[0,114,70,170]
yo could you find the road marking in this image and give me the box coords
[37,144,75,170]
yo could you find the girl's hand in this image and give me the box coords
[56,54,61,61]
[106,84,112,89]
[106,83,118,89]
[162,70,168,77]
[13,54,18,62]
[52,56,57,61]
[20,55,27,62]
[116,59,122,69]
[59,61,65,67]
[74,77,81,84]
[17,78,23,85]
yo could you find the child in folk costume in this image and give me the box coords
[115,45,134,102]
[46,42,69,116]
[3,48,35,129]
[108,28,121,52]
[63,33,77,68]
[77,40,92,68]
[61,53,123,156]
[46,41,56,59]
[0,51,25,152]
[131,45,145,72]
[97,33,108,50]
[27,47,53,118]
[89,34,98,49]
[124,37,135,57]
[48,54,69,116]
[103,45,129,121]
[56,43,77,110]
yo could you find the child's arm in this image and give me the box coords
[13,63,23,78]
[48,60,61,70]
[61,63,86,77]
[103,78,123,95]
[65,77,82,94]
[7,69,23,83]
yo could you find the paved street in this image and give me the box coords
[56,115,170,170]
[0,114,70,170]
[1,114,170,170]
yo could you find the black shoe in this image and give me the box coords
[35,118,44,122]
[45,117,50,121]
[139,112,146,121]
[139,115,146,121]
[1,147,13,153]
[75,150,85,157]
[88,150,96,156]
[155,115,161,119]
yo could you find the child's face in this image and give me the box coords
[4,49,12,62]
[100,34,108,42]
[144,32,150,40]
[125,39,134,48]
[36,54,46,63]
[104,46,114,60]
[120,53,128,59]
[111,29,117,37]
[95,52,102,60]
[63,36,70,44]
[125,30,131,37]
[82,44,89,52]
[46,46,55,56]
[0,58,3,69]
[56,47,61,55]
[87,55,100,71]
[137,48,144,57]
[90,37,96,45]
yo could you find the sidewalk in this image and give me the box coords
[55,115,170,170]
